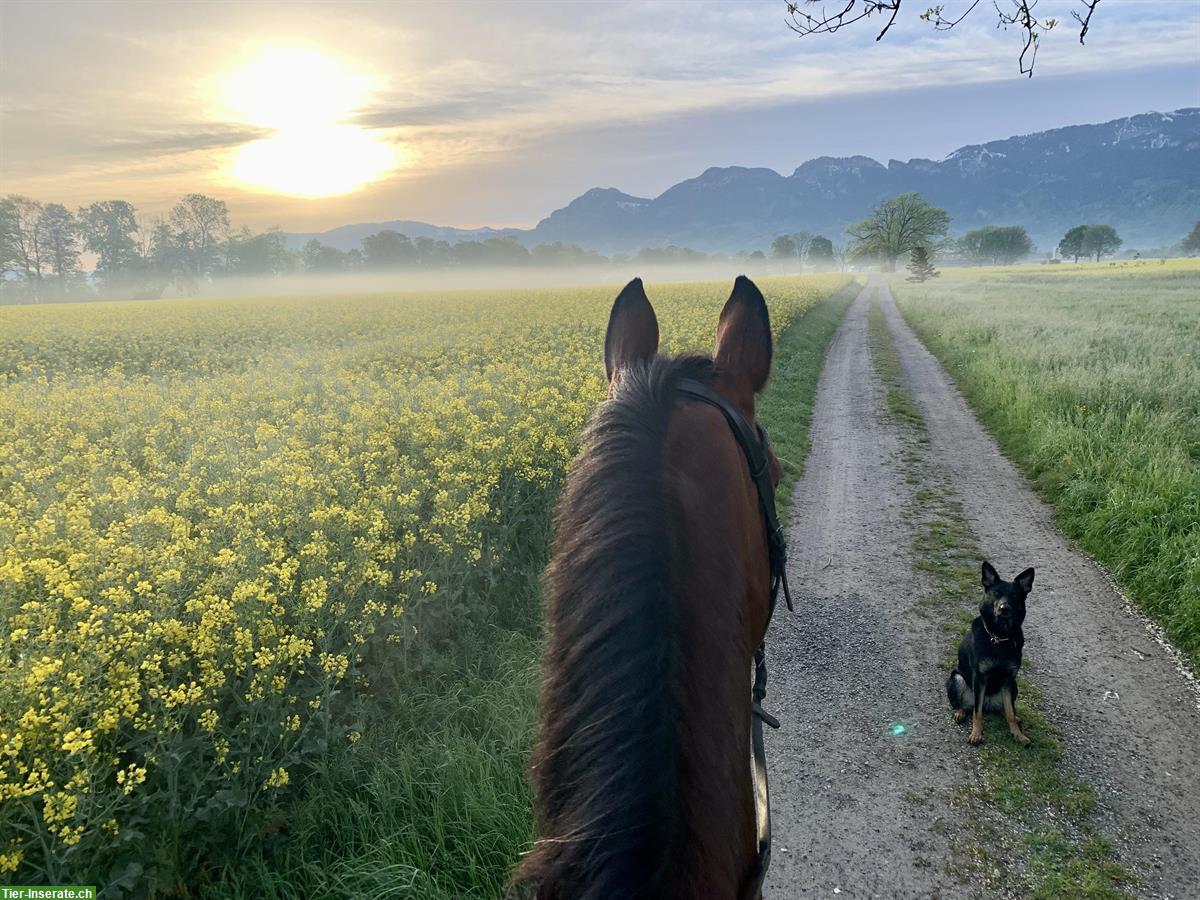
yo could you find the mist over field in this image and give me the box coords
[105,263,801,301]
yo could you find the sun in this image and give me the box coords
[221,47,399,197]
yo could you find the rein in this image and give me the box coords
[676,379,792,900]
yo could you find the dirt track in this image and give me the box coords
[763,278,1200,899]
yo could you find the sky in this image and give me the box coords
[1,0,1198,232]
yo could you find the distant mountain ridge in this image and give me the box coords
[288,109,1200,254]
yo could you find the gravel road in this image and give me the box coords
[763,278,1200,899]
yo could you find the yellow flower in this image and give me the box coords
[0,273,848,870]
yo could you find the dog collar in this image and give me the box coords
[982,619,1010,644]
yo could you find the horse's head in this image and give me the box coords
[604,274,781,489]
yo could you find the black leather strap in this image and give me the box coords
[676,379,792,613]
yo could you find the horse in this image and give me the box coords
[513,275,786,899]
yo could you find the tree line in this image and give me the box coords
[0,192,794,304]
[5,189,1197,303]
[299,232,774,272]
[837,191,1199,272]
[0,193,271,302]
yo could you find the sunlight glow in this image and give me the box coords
[224,47,369,130]
[222,47,398,197]
[231,127,398,197]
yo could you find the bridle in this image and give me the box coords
[676,378,792,900]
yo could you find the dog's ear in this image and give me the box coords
[604,278,658,382]
[982,561,999,590]
[1015,567,1035,594]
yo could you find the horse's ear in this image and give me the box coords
[714,275,772,393]
[604,277,659,382]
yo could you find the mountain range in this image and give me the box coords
[286,109,1200,255]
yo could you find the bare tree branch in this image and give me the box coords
[924,0,984,31]
[786,1,903,42]
[785,0,1103,76]
[994,0,1047,78]
[1072,0,1099,43]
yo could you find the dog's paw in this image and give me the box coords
[953,709,967,724]
[1013,731,1031,746]
[967,731,984,745]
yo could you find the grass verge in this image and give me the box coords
[867,298,1133,899]
[202,283,855,898]
[758,281,858,521]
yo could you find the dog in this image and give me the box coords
[947,561,1035,745]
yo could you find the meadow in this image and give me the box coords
[0,274,851,894]
[893,259,1200,665]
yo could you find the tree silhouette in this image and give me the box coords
[962,225,1033,265]
[1081,224,1121,262]
[1180,220,1200,256]
[906,245,939,282]
[1057,225,1088,263]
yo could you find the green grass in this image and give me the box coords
[758,282,859,521]
[866,298,1132,899]
[892,262,1200,665]
[201,285,856,898]
[201,631,539,900]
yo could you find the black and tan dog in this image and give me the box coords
[947,562,1036,745]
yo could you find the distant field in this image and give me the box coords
[894,259,1200,664]
[0,274,850,893]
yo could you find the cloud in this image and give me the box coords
[1,0,1195,223]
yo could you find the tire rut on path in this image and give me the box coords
[764,281,974,899]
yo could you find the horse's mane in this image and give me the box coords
[514,353,715,900]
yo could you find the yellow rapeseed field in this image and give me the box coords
[0,275,845,880]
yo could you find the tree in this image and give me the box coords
[362,230,418,268]
[1058,225,1088,263]
[792,231,813,263]
[961,225,1033,265]
[169,193,230,279]
[301,239,347,272]
[1182,220,1200,256]
[785,0,1101,77]
[223,228,291,276]
[480,235,530,266]
[79,200,140,276]
[39,204,81,284]
[0,198,19,280]
[1081,224,1121,262]
[3,196,46,291]
[771,234,798,260]
[530,242,607,266]
[846,192,949,272]
[413,237,451,268]
[808,235,835,269]
[906,246,939,283]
